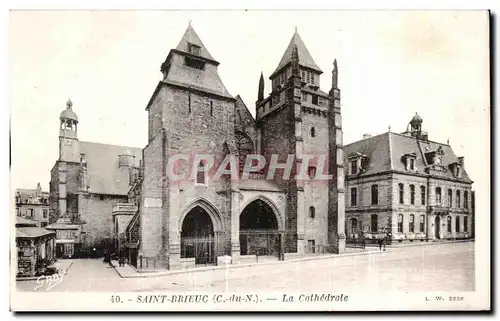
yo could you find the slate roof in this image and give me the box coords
[16,227,55,239]
[79,141,142,195]
[16,217,38,227]
[162,25,233,100]
[271,31,322,78]
[344,132,473,183]
[175,24,215,61]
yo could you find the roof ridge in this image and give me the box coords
[387,132,394,170]
[80,140,143,150]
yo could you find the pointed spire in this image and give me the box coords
[175,24,215,61]
[271,31,322,78]
[258,72,265,102]
[388,125,391,133]
[332,59,338,89]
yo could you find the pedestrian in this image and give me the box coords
[119,255,125,267]
[378,238,383,251]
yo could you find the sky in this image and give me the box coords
[9,10,489,206]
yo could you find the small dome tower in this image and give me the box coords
[60,99,78,139]
[59,98,80,162]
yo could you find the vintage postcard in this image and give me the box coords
[9,10,490,312]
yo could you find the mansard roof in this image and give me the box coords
[344,132,473,183]
[271,31,322,78]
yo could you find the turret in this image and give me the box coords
[59,99,80,162]
[258,72,264,102]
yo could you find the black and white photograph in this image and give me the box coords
[8,9,490,311]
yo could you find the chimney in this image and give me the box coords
[458,157,464,166]
[362,133,372,139]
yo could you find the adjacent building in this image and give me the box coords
[15,183,50,227]
[15,217,56,277]
[344,114,474,243]
[49,99,142,255]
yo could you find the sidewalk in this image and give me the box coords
[112,239,473,279]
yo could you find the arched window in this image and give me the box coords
[399,183,404,204]
[310,127,316,137]
[410,185,415,205]
[371,214,378,233]
[421,186,426,205]
[447,189,453,207]
[196,161,206,184]
[309,206,315,219]
[447,216,452,233]
[409,214,415,233]
[455,215,460,233]
[456,190,461,208]
[371,185,379,205]
[350,218,358,235]
[464,191,469,208]
[436,187,442,204]
[420,215,425,232]
[398,214,403,233]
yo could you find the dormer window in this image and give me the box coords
[450,162,462,178]
[350,159,358,175]
[402,153,417,171]
[347,152,368,176]
[188,43,201,56]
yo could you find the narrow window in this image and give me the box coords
[43,209,48,218]
[464,216,468,232]
[309,206,315,219]
[210,101,213,116]
[310,127,316,137]
[312,95,318,105]
[188,92,191,113]
[350,160,357,175]
[455,216,460,233]
[308,166,316,179]
[196,161,206,184]
[410,184,415,205]
[456,190,461,208]
[398,214,403,233]
[371,185,379,205]
[436,187,442,204]
[421,186,426,205]
[420,215,425,232]
[350,187,357,206]
[399,183,404,204]
[371,214,378,233]
[409,214,415,233]
[447,216,452,232]
[464,191,469,208]
[410,158,415,170]
[447,189,453,207]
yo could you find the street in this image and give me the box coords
[16,242,475,292]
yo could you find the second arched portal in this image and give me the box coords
[239,198,283,259]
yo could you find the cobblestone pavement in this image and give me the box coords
[16,242,474,292]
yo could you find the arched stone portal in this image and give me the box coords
[239,198,283,259]
[180,206,216,265]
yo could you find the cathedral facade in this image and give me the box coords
[121,25,346,270]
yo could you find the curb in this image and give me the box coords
[112,240,474,279]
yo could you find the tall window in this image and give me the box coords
[350,187,357,206]
[436,187,442,204]
[420,215,425,232]
[43,209,48,218]
[310,127,316,137]
[196,161,206,184]
[398,214,403,233]
[308,166,316,179]
[410,158,415,170]
[447,216,452,232]
[447,189,453,207]
[210,101,213,116]
[371,185,379,205]
[456,190,461,208]
[16,208,20,217]
[409,214,415,233]
[410,185,415,205]
[27,209,34,218]
[309,206,315,219]
[464,216,468,232]
[399,183,404,204]
[421,186,426,205]
[371,214,378,233]
[464,191,469,208]
[350,160,357,175]
[455,216,460,233]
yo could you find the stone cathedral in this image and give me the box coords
[51,24,346,269]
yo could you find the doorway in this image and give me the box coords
[180,206,215,265]
[435,216,441,239]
